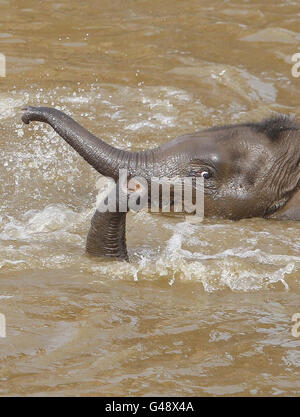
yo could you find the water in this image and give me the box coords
[0,0,300,396]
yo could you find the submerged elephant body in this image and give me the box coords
[21,106,300,261]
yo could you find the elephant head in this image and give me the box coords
[21,106,300,261]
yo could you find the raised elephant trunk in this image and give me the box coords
[21,106,163,261]
[22,106,157,180]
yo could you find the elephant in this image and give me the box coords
[21,106,300,261]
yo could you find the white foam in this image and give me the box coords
[0,204,90,242]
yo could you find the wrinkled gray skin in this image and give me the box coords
[21,106,300,261]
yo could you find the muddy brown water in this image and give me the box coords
[0,0,300,396]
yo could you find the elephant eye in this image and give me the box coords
[200,170,212,179]
[188,162,214,179]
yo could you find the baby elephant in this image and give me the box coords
[22,106,300,261]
